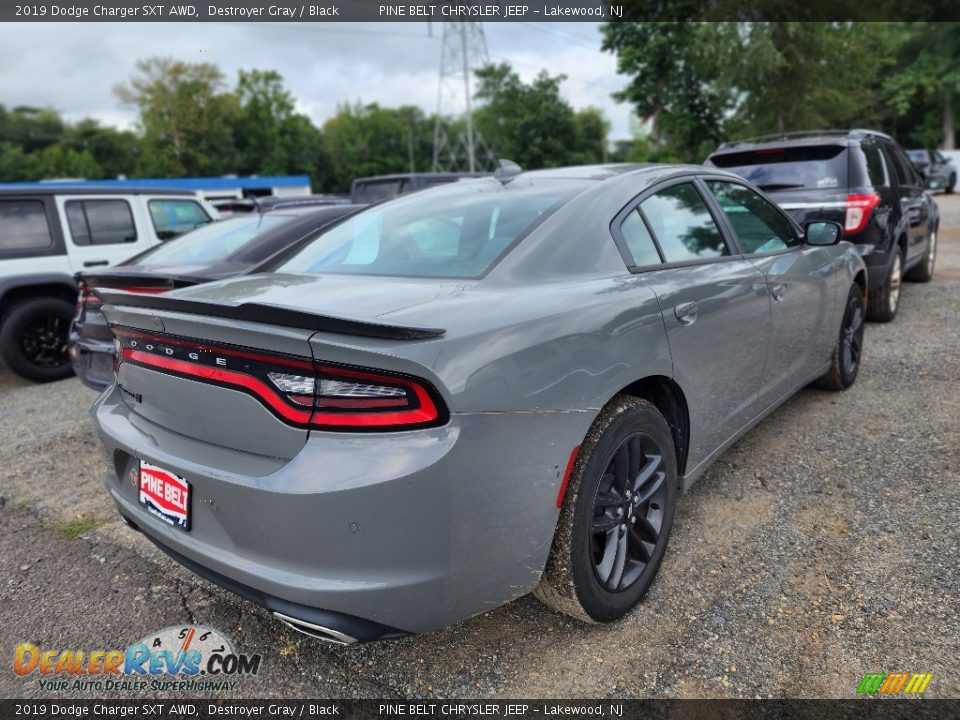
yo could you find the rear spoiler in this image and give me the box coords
[94,289,446,341]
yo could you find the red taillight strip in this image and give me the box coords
[116,287,170,294]
[118,332,444,430]
[122,349,314,425]
[114,328,314,371]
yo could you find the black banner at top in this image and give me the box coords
[0,0,957,22]
[1,700,960,720]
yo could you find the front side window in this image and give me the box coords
[0,200,53,252]
[148,199,212,240]
[706,181,797,254]
[276,183,571,279]
[66,199,136,246]
[639,183,729,263]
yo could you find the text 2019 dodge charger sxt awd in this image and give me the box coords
[92,164,866,643]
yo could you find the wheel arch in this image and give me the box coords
[0,275,77,323]
[615,375,690,478]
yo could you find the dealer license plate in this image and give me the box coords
[138,460,191,531]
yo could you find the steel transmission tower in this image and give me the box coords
[432,21,496,172]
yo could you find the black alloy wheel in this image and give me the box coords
[591,434,667,593]
[20,314,68,369]
[840,291,865,383]
[534,396,678,623]
[0,297,76,382]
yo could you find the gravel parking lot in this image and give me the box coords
[2,197,958,700]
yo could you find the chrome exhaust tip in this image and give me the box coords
[273,611,359,645]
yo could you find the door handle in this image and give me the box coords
[771,284,786,302]
[674,301,698,325]
[83,260,109,267]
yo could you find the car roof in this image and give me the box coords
[353,172,486,183]
[262,204,364,220]
[488,163,730,192]
[711,129,894,154]
[0,185,198,196]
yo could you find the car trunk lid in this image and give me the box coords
[97,278,448,459]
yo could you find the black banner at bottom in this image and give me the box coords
[1,700,958,720]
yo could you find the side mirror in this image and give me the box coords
[805,221,843,246]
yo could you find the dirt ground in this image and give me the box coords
[1,197,958,699]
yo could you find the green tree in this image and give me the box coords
[323,103,431,191]
[60,119,141,178]
[473,63,607,169]
[886,22,960,149]
[115,57,240,176]
[602,22,727,161]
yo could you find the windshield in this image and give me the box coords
[275,182,571,279]
[711,146,848,191]
[132,215,292,267]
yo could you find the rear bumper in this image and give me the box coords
[68,334,115,392]
[93,384,593,635]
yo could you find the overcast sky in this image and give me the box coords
[0,22,635,145]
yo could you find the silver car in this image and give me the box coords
[93,164,866,643]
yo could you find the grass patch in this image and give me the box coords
[55,515,105,539]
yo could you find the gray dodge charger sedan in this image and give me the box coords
[93,164,866,643]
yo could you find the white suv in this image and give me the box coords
[0,187,217,382]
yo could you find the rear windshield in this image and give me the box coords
[351,180,406,204]
[906,150,928,163]
[132,215,291,267]
[276,182,571,279]
[710,146,848,191]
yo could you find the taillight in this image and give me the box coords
[113,328,446,431]
[844,193,880,235]
[76,282,100,312]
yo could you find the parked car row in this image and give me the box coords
[0,187,217,381]
[0,130,941,643]
[707,129,939,322]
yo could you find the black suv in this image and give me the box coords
[706,130,939,322]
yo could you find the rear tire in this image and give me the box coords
[867,247,903,323]
[905,228,936,283]
[0,297,75,382]
[534,396,678,623]
[814,285,865,391]
[947,174,956,194]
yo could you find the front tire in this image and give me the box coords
[815,284,865,391]
[867,247,903,323]
[0,297,75,382]
[534,396,678,623]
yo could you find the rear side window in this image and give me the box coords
[710,146,848,191]
[706,181,797,253]
[639,183,729,263]
[862,144,889,187]
[148,199,212,240]
[619,209,662,266]
[0,200,53,252]
[66,200,137,246]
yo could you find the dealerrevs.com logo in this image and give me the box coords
[14,625,261,692]
[856,672,933,696]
